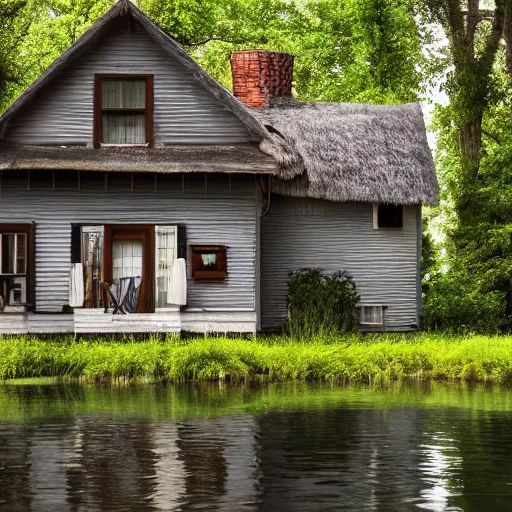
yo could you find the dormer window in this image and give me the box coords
[94,74,153,147]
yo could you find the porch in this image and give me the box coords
[0,310,257,335]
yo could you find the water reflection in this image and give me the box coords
[1,383,512,511]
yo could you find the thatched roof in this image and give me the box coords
[0,0,438,205]
[254,100,439,205]
[0,143,276,173]
[0,0,303,180]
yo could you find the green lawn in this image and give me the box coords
[2,332,512,384]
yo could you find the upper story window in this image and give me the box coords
[94,75,153,148]
[373,203,403,229]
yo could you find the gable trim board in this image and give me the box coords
[0,0,303,180]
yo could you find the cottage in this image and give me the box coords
[0,0,438,335]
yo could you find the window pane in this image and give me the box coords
[1,235,15,274]
[112,239,143,280]
[16,234,26,274]
[378,204,403,228]
[9,277,26,304]
[102,113,145,144]
[102,79,145,108]
[82,227,104,309]
[155,227,176,308]
[102,79,122,108]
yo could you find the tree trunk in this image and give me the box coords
[459,117,483,182]
[505,2,512,74]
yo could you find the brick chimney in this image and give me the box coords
[230,50,294,108]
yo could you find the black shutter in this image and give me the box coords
[178,224,187,260]
[28,222,36,311]
[71,224,82,263]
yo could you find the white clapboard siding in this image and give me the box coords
[4,24,252,145]
[181,311,257,334]
[0,313,29,334]
[28,314,74,333]
[261,197,420,331]
[0,173,256,315]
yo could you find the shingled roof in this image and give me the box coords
[254,99,439,205]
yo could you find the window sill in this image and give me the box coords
[100,143,150,148]
[1,306,28,313]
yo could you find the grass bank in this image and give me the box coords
[2,333,512,384]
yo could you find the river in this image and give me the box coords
[1,381,511,511]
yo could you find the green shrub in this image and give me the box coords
[286,269,360,339]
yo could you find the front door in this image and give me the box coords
[103,225,155,313]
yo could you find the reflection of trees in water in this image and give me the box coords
[421,409,512,512]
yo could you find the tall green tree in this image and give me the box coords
[422,0,506,217]
[422,2,512,332]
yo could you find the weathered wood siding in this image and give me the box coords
[4,23,253,145]
[0,172,256,314]
[261,197,421,331]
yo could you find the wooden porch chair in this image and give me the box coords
[100,277,142,314]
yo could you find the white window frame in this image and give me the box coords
[0,232,28,307]
[0,233,27,276]
[359,304,386,326]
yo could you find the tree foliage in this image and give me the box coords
[141,0,426,103]
[422,1,512,333]
[1,0,426,110]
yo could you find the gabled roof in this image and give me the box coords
[253,99,439,205]
[0,0,303,180]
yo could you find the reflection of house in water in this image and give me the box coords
[0,405,464,510]
[150,422,187,509]
[255,408,427,511]
[176,416,259,509]
[0,425,32,510]
[0,413,260,510]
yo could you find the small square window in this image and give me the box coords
[94,75,153,147]
[360,305,386,326]
[373,203,403,228]
[190,245,227,280]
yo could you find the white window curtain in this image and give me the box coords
[102,79,146,144]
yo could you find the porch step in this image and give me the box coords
[74,310,181,333]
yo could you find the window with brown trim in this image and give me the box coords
[190,245,227,280]
[94,74,154,148]
[0,224,34,312]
